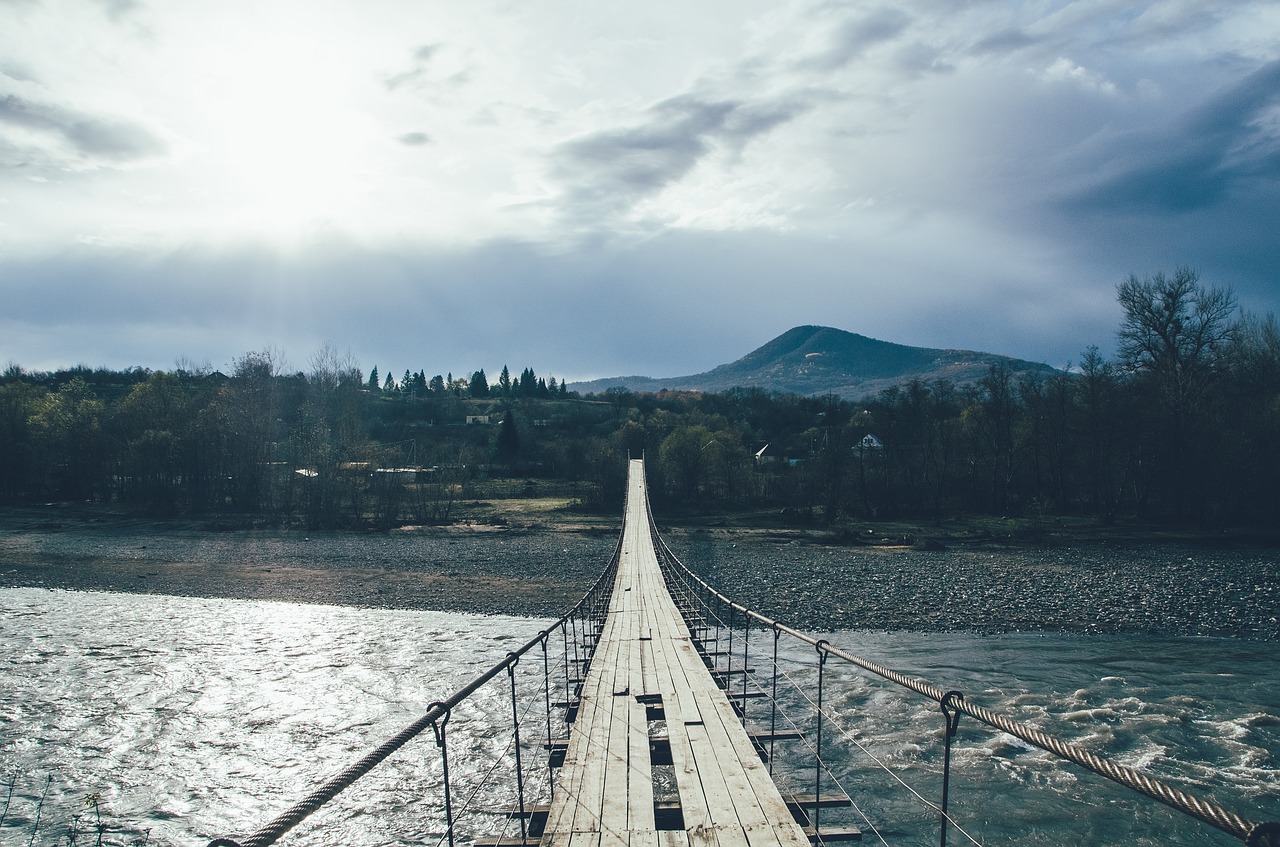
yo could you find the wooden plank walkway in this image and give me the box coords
[542,459,812,847]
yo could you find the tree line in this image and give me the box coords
[2,268,1277,529]
[366,364,571,399]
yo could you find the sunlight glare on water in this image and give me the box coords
[1,588,549,846]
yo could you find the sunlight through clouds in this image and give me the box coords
[0,0,1278,379]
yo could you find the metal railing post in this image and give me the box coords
[939,691,964,847]
[814,641,829,837]
[508,657,528,844]
[429,706,455,847]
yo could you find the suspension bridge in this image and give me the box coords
[207,458,1278,847]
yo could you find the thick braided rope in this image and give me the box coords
[648,522,1274,845]
[817,639,1260,841]
[235,701,454,847]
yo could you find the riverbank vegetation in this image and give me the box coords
[2,268,1277,531]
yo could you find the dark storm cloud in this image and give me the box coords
[553,94,807,218]
[1068,61,1280,214]
[801,7,913,72]
[0,92,166,164]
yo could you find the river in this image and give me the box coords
[2,587,1277,847]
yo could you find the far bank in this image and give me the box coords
[2,503,1276,640]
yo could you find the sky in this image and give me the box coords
[2,0,1278,382]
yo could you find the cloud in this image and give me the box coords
[801,7,914,72]
[0,230,1091,378]
[93,0,139,22]
[2,0,1279,381]
[0,92,166,168]
[970,28,1038,55]
[1068,60,1280,213]
[1040,57,1118,95]
[551,94,808,223]
[385,43,447,91]
[413,44,440,62]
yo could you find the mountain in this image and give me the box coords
[569,326,1059,400]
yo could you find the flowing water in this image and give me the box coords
[2,588,1277,847]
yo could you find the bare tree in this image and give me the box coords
[1115,267,1236,520]
[1116,266,1236,408]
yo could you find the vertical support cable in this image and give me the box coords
[507,656,528,844]
[939,691,964,847]
[541,631,555,798]
[713,592,723,673]
[561,621,572,727]
[814,641,830,838]
[570,613,581,689]
[429,705,454,847]
[727,605,735,687]
[769,626,781,775]
[740,611,750,726]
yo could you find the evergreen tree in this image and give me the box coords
[548,376,558,394]
[519,367,537,396]
[498,365,512,396]
[402,370,413,395]
[470,369,490,397]
[383,371,395,392]
[429,374,445,393]
[367,366,379,392]
[496,410,520,465]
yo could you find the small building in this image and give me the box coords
[375,467,425,482]
[858,433,885,451]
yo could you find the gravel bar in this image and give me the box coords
[2,517,1277,640]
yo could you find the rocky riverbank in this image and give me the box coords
[670,528,1280,639]
[2,507,1277,639]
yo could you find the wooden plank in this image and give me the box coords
[645,627,711,830]
[645,622,796,843]
[627,664,656,835]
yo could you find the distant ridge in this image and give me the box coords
[570,325,1058,400]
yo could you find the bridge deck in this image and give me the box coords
[542,460,810,847]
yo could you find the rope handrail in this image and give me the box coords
[206,520,626,847]
[642,503,1279,847]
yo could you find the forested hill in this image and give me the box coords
[569,326,1059,399]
